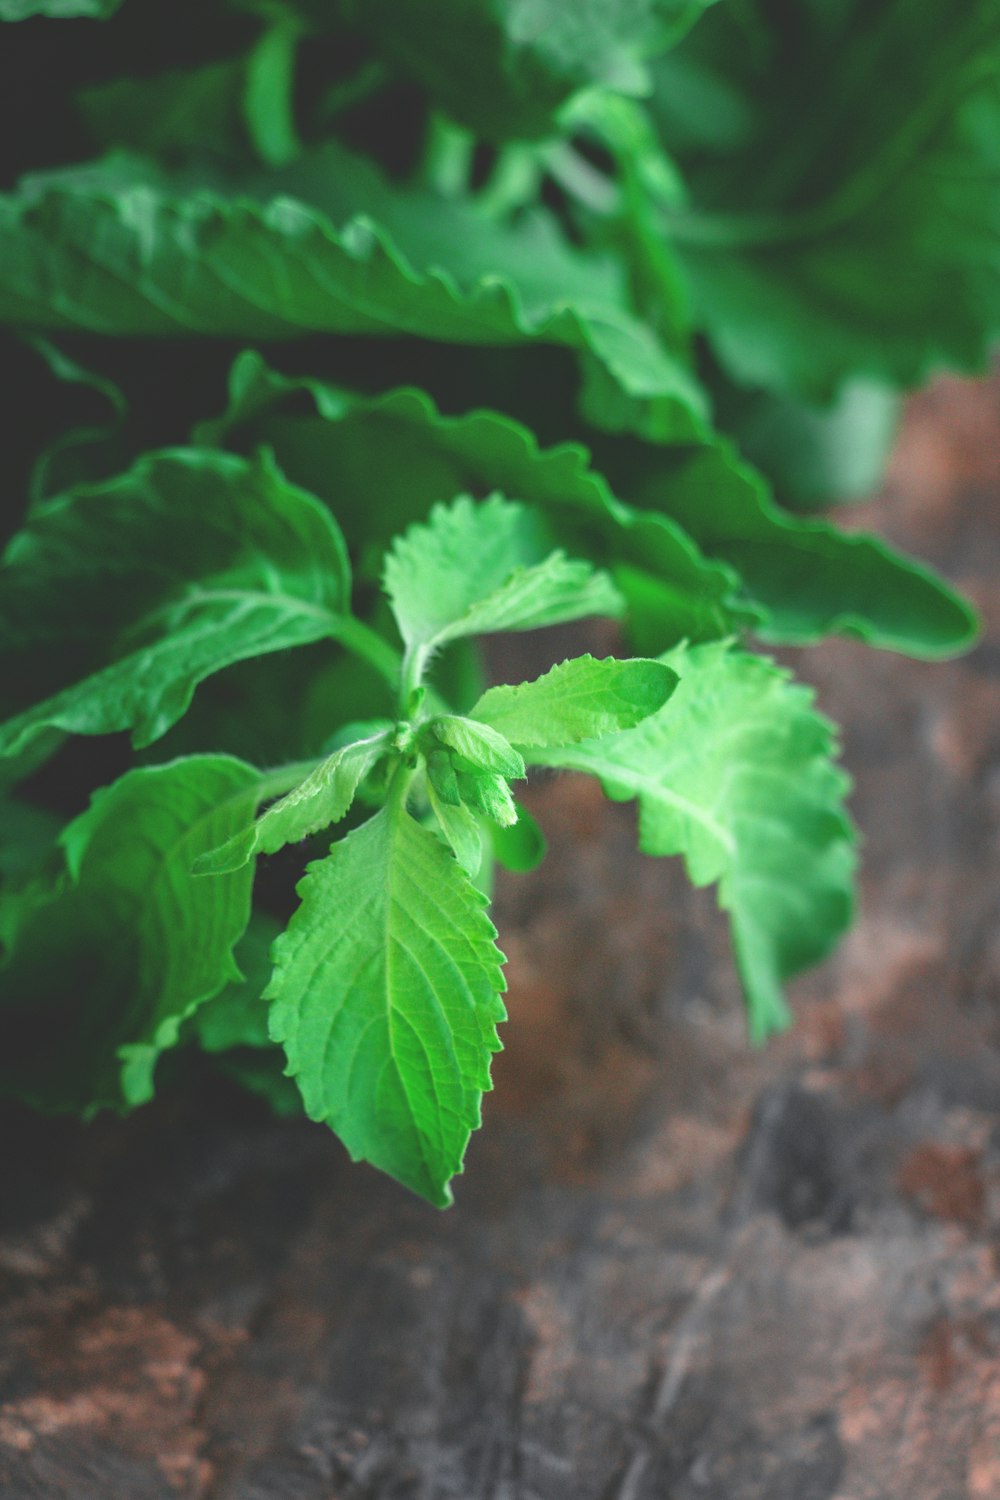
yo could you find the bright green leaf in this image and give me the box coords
[427,785,484,877]
[384,495,623,676]
[471,653,677,747]
[528,642,855,1039]
[267,794,507,1206]
[0,448,352,760]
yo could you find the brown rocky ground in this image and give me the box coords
[1,374,999,1499]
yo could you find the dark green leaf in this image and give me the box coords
[654,1,1000,397]
[0,147,705,440]
[0,756,259,1112]
[337,0,718,140]
[0,448,352,759]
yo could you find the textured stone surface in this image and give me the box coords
[1,374,999,1498]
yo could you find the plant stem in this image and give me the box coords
[245,12,303,168]
[422,115,475,198]
[328,615,402,687]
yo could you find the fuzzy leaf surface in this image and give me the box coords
[529,642,855,1038]
[196,732,391,876]
[384,495,623,662]
[0,449,351,760]
[267,799,507,1205]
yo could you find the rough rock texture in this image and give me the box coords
[2,375,1000,1499]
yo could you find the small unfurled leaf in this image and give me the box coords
[384,495,622,674]
[0,449,351,761]
[471,654,677,748]
[267,795,507,1206]
[454,767,519,829]
[196,731,391,876]
[0,756,259,1113]
[429,716,525,780]
[529,642,855,1039]
[427,786,484,876]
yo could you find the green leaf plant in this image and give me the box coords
[0,0,987,1204]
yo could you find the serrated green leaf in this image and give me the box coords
[0,756,259,1113]
[0,448,352,761]
[0,146,705,441]
[429,716,525,780]
[528,642,855,1039]
[198,353,741,641]
[196,731,391,876]
[267,794,507,1206]
[471,654,677,748]
[384,495,623,676]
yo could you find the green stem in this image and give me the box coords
[328,615,402,688]
[245,12,303,168]
[422,114,475,198]
[477,144,543,218]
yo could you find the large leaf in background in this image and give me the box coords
[198,352,744,642]
[529,642,855,1040]
[711,375,901,512]
[619,438,979,658]
[0,756,258,1113]
[1,0,121,15]
[202,353,976,659]
[268,796,508,1205]
[334,0,717,140]
[0,146,706,442]
[653,0,1000,398]
[0,448,352,760]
